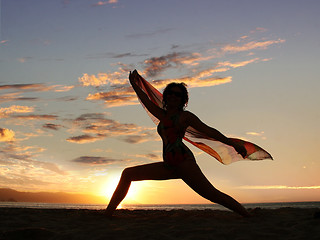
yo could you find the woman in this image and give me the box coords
[106,70,257,217]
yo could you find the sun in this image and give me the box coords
[100,173,146,206]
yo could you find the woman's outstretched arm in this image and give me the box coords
[185,111,247,158]
[129,70,165,120]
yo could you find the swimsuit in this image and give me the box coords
[157,113,195,167]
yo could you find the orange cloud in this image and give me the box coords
[53,85,75,92]
[0,105,34,115]
[0,83,57,92]
[12,114,58,120]
[246,131,265,136]
[217,58,260,68]
[165,76,232,88]
[79,71,127,87]
[222,39,285,53]
[0,128,15,142]
[86,90,137,107]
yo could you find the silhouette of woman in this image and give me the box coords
[106,70,272,217]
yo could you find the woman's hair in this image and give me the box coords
[162,82,189,110]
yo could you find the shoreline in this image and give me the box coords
[1,207,320,240]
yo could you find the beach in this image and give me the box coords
[0,207,319,240]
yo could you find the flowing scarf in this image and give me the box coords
[135,74,273,164]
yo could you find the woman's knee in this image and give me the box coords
[121,167,134,181]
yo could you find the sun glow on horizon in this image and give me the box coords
[100,173,147,205]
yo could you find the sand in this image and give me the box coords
[0,207,319,240]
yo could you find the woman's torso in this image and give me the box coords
[157,111,194,166]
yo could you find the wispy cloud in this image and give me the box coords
[66,113,155,144]
[143,52,209,77]
[86,89,137,107]
[246,131,266,140]
[42,123,64,131]
[66,134,106,144]
[0,40,9,45]
[0,143,66,175]
[72,156,124,165]
[217,58,260,68]
[91,0,118,7]
[222,39,285,53]
[0,84,49,91]
[86,52,148,60]
[53,85,74,92]
[11,114,58,120]
[0,92,39,103]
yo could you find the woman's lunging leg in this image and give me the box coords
[105,162,178,216]
[177,161,250,217]
[105,170,132,215]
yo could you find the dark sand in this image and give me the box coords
[1,207,319,240]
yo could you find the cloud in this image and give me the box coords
[72,156,121,165]
[86,52,148,60]
[92,0,118,7]
[246,131,266,140]
[86,89,137,107]
[0,93,39,103]
[246,131,265,136]
[153,75,232,89]
[66,134,106,144]
[79,69,128,87]
[67,113,155,144]
[0,143,66,175]
[0,105,34,114]
[42,123,63,131]
[250,27,268,33]
[1,40,9,44]
[53,85,75,92]
[11,114,58,120]
[80,34,285,108]
[0,83,56,92]
[217,58,260,68]
[0,128,15,142]
[222,39,285,53]
[143,52,206,77]
[122,135,150,144]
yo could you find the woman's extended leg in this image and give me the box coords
[176,161,250,217]
[105,162,178,216]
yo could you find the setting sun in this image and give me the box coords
[100,173,146,205]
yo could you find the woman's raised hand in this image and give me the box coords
[129,69,139,84]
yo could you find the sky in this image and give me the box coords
[0,0,319,205]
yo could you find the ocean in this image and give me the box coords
[1,201,320,211]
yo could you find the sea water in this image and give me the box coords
[1,201,320,211]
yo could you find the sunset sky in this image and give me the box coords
[1,0,319,205]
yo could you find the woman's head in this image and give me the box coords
[162,82,188,111]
